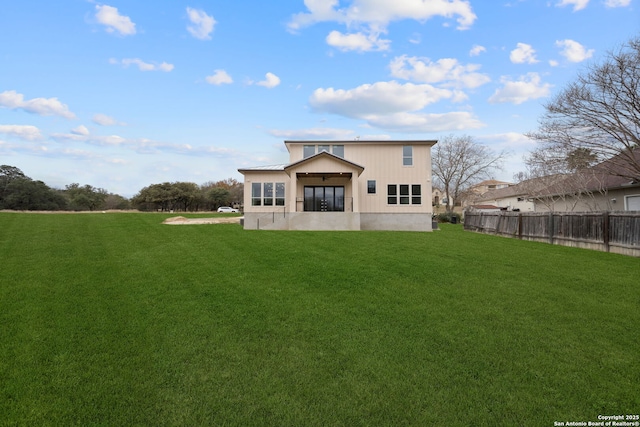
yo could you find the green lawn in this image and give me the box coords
[0,212,638,426]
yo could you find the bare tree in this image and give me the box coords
[432,134,507,212]
[526,35,640,181]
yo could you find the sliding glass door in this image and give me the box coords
[303,186,345,212]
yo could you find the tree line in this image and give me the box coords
[131,179,243,212]
[0,165,243,212]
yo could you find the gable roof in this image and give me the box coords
[283,151,365,176]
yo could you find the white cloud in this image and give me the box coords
[50,130,239,158]
[111,58,174,72]
[469,45,486,56]
[186,7,216,40]
[556,39,594,62]
[489,72,552,105]
[93,113,123,126]
[389,55,490,89]
[52,131,127,146]
[288,0,477,32]
[549,60,559,67]
[268,128,357,140]
[366,111,484,133]
[0,90,76,119]
[510,43,538,64]
[326,30,390,52]
[95,5,136,36]
[71,125,90,136]
[555,0,589,11]
[205,70,233,85]
[256,72,281,88]
[308,80,483,132]
[0,124,43,141]
[604,0,631,6]
[310,81,453,117]
[289,0,476,52]
[409,33,421,44]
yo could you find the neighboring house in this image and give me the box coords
[462,179,514,209]
[238,140,436,231]
[471,150,640,212]
[432,187,443,206]
[468,179,513,196]
[532,173,640,212]
[531,149,640,212]
[470,179,541,212]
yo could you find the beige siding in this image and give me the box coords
[346,143,432,213]
[534,188,640,212]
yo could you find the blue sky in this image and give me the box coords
[0,0,637,197]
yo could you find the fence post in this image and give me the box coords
[603,211,610,253]
[548,212,554,245]
[518,212,523,240]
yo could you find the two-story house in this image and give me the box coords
[238,140,437,231]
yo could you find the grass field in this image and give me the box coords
[0,212,638,426]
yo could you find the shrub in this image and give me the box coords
[435,212,461,223]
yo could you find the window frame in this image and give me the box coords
[403,145,413,166]
[367,180,376,194]
[303,145,315,158]
[251,182,262,206]
[252,182,286,207]
[387,184,422,205]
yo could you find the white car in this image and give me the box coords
[217,206,239,213]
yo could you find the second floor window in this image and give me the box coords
[303,145,315,158]
[403,146,413,166]
[303,144,345,159]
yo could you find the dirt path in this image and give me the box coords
[162,216,241,225]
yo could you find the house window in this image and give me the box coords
[367,180,376,194]
[263,183,274,206]
[318,145,330,153]
[388,184,421,205]
[303,145,315,158]
[412,185,422,204]
[400,185,410,204]
[251,182,261,206]
[387,184,397,204]
[276,182,285,206]
[626,195,640,211]
[252,182,285,206]
[403,146,413,166]
[332,145,344,158]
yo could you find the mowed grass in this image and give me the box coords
[0,212,638,426]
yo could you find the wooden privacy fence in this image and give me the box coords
[464,211,640,257]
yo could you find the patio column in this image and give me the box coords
[288,175,298,213]
[351,172,360,213]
